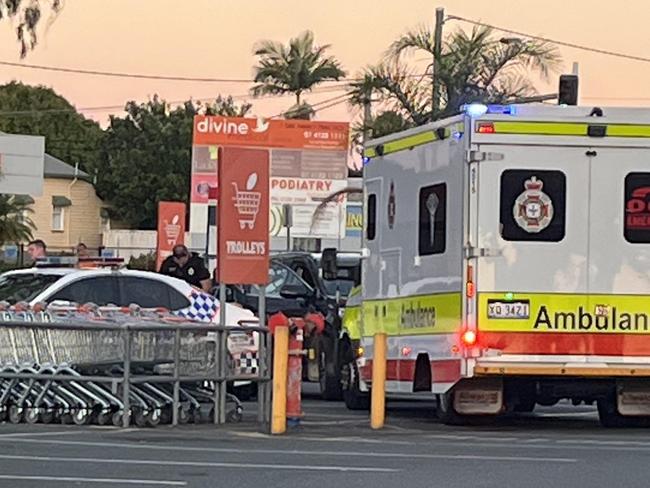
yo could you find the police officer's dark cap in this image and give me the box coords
[172,245,189,258]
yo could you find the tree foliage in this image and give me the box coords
[97,96,252,229]
[0,194,35,246]
[0,82,104,173]
[283,101,316,120]
[349,24,561,138]
[251,30,346,111]
[0,0,62,57]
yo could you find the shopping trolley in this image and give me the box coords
[232,182,261,229]
[0,304,252,427]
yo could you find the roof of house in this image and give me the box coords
[44,154,92,182]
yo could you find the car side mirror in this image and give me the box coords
[321,247,338,281]
[225,287,235,302]
[279,284,309,300]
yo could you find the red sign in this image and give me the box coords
[156,202,186,270]
[193,116,349,151]
[190,173,218,204]
[217,147,270,284]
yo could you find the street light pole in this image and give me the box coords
[432,7,445,121]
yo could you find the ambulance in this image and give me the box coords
[357,103,650,426]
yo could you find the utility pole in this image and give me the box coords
[432,7,445,121]
[362,91,372,145]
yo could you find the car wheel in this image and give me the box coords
[318,336,342,401]
[342,362,369,411]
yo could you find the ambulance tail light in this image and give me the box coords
[351,339,364,358]
[476,122,495,134]
[466,281,475,298]
[461,329,477,347]
[466,264,475,298]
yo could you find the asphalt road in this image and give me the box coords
[1,386,650,488]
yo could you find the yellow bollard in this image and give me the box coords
[271,325,289,434]
[370,332,387,429]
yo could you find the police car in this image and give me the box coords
[0,257,260,388]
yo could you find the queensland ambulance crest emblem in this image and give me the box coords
[513,176,553,233]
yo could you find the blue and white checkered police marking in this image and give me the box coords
[174,290,219,322]
[232,352,258,376]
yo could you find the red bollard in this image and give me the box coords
[287,318,305,424]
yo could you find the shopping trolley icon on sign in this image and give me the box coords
[232,173,261,230]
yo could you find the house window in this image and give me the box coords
[52,206,64,231]
[101,216,110,232]
[418,183,447,255]
[51,195,72,232]
[100,208,111,233]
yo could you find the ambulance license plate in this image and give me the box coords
[487,300,530,319]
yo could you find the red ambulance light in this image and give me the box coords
[477,122,495,134]
[466,265,475,297]
[462,330,477,347]
[466,282,475,298]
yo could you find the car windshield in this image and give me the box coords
[323,279,356,297]
[0,273,62,304]
[322,264,360,298]
[241,264,313,298]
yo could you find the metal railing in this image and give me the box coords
[0,311,271,430]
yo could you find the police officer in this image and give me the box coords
[159,245,212,292]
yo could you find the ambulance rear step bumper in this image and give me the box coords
[474,362,650,377]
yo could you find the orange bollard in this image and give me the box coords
[286,321,304,424]
[269,312,290,435]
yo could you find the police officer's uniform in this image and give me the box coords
[159,253,211,289]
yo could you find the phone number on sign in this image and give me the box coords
[303,131,347,140]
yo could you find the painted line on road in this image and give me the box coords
[0,475,186,486]
[422,433,650,449]
[300,420,375,426]
[232,432,414,445]
[302,413,368,419]
[0,438,576,464]
[0,454,398,473]
[422,434,521,442]
[91,427,141,434]
[556,439,650,447]
[0,430,91,438]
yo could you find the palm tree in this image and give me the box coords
[251,31,346,111]
[348,62,431,127]
[0,194,36,246]
[392,24,560,118]
[349,24,561,136]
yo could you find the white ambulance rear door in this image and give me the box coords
[475,144,590,294]
[588,147,650,295]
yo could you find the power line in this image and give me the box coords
[0,85,350,117]
[0,57,435,86]
[0,59,256,83]
[450,15,650,64]
[268,93,350,119]
[0,58,360,84]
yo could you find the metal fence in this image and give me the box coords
[0,310,271,430]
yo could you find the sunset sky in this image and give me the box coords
[0,0,649,126]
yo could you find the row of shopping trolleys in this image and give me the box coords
[0,303,246,426]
